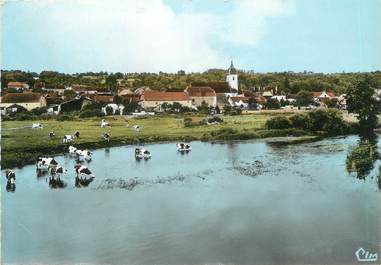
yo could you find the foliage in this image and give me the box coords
[30,107,47,116]
[264,98,281,109]
[296,90,313,107]
[79,109,104,118]
[266,116,292,129]
[346,76,380,132]
[63,89,77,98]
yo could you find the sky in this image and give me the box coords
[2,0,381,73]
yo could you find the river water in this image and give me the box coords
[2,136,381,265]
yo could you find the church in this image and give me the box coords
[186,60,240,108]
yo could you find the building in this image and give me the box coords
[7,81,29,92]
[140,91,192,110]
[228,96,251,109]
[184,86,217,107]
[51,96,93,114]
[0,93,47,111]
[102,103,125,115]
[226,60,238,92]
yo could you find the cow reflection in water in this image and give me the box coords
[48,176,67,189]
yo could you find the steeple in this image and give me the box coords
[228,60,237,74]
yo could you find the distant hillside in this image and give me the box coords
[2,69,381,95]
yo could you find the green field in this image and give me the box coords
[1,113,308,168]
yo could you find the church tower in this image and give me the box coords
[226,60,238,92]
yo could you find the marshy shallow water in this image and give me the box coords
[2,136,381,265]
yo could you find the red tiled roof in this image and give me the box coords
[89,95,114,103]
[1,93,42,103]
[185,86,216,97]
[230,96,251,103]
[142,91,190,101]
[191,81,231,93]
[8,82,27,89]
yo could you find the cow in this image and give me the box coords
[75,149,92,161]
[49,131,55,139]
[32,123,43,129]
[101,119,110,128]
[133,125,140,132]
[36,157,58,170]
[102,133,110,142]
[63,135,74,143]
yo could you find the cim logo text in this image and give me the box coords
[355,248,378,262]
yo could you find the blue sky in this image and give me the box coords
[2,0,381,73]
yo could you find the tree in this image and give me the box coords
[264,98,281,109]
[296,90,313,107]
[347,77,380,132]
[64,89,77,98]
[106,74,118,95]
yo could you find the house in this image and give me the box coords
[184,86,217,107]
[102,103,125,115]
[312,91,336,100]
[88,95,114,104]
[228,96,251,109]
[140,91,192,110]
[43,84,66,95]
[7,81,29,92]
[262,90,273,99]
[0,93,47,111]
[1,104,28,115]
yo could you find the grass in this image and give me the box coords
[1,113,308,168]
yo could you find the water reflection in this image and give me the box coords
[346,133,380,187]
[48,176,67,189]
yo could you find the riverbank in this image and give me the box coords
[0,113,334,168]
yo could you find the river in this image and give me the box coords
[2,136,381,265]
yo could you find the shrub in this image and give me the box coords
[266,116,292,129]
[79,109,104,118]
[184,117,193,127]
[14,112,37,121]
[30,107,47,116]
[289,113,309,129]
[56,114,76,121]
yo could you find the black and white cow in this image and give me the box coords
[75,149,92,161]
[49,165,67,177]
[5,169,16,184]
[74,164,94,178]
[32,123,43,129]
[49,131,55,139]
[68,145,78,155]
[36,157,58,170]
[102,133,110,142]
[63,135,74,143]
[133,125,140,132]
[5,169,16,192]
[73,131,80,138]
[101,119,110,128]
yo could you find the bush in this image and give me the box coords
[30,107,47,116]
[184,117,193,127]
[14,112,37,121]
[79,109,104,118]
[56,114,76,121]
[289,113,309,129]
[266,116,292,129]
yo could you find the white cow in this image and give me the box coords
[32,123,43,129]
[101,119,110,128]
[63,135,74,143]
[36,157,58,170]
[68,146,78,155]
[133,125,140,132]
[75,149,92,161]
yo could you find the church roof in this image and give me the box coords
[228,60,237,74]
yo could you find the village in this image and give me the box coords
[1,61,365,118]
